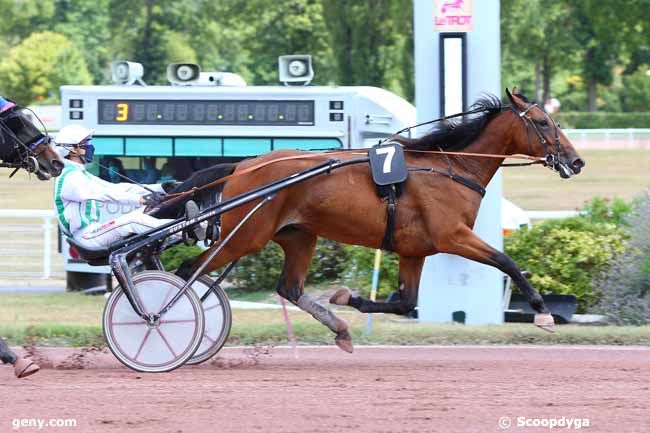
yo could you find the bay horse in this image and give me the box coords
[158,88,585,352]
[0,99,63,180]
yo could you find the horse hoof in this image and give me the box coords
[534,313,555,333]
[14,358,40,378]
[335,331,354,353]
[330,288,352,306]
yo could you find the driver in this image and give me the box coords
[53,124,204,250]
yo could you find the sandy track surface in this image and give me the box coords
[1,345,648,433]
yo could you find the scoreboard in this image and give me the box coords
[61,84,416,154]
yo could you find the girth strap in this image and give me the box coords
[381,184,398,252]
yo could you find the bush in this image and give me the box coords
[554,112,650,129]
[504,206,629,312]
[582,196,633,226]
[0,32,92,105]
[230,239,349,292]
[594,193,650,324]
[340,246,399,299]
[160,244,204,271]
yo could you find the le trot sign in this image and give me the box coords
[434,0,473,33]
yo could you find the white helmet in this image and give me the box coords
[55,124,94,145]
[54,125,95,159]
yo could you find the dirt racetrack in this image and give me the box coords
[1,345,648,433]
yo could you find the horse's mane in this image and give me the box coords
[405,94,504,152]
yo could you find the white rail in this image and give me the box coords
[0,209,61,279]
[564,128,650,149]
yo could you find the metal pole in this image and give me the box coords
[365,249,382,335]
[42,216,52,279]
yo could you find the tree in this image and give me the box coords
[324,0,397,87]
[53,0,112,83]
[501,0,577,102]
[0,32,92,105]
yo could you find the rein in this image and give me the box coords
[161,102,560,204]
[162,148,543,204]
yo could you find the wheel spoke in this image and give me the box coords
[158,287,175,311]
[133,329,152,362]
[203,304,221,312]
[157,328,178,358]
[203,334,216,344]
[159,319,197,324]
[112,320,146,326]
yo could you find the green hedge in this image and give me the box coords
[504,197,631,312]
[554,112,650,129]
[230,239,349,291]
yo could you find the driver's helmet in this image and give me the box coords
[0,96,16,114]
[54,125,95,162]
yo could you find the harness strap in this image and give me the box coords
[380,185,398,252]
[409,167,486,197]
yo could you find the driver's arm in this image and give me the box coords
[61,171,143,205]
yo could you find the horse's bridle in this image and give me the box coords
[0,114,49,175]
[511,103,569,176]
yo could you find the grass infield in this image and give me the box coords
[1,293,649,347]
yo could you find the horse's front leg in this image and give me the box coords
[330,256,424,315]
[441,225,554,331]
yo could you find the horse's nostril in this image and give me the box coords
[572,158,585,170]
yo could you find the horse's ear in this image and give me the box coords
[505,88,514,104]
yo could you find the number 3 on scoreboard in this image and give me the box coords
[116,103,129,122]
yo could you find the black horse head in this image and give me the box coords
[0,98,63,179]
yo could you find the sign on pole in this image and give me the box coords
[434,0,473,33]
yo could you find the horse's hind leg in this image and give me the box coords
[441,225,554,331]
[0,337,17,365]
[330,256,424,315]
[273,228,353,353]
[0,337,39,378]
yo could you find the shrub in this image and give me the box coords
[340,246,399,299]
[230,239,349,292]
[582,196,632,226]
[160,244,204,271]
[504,214,628,312]
[594,193,650,324]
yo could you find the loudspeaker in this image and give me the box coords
[111,61,145,85]
[278,55,314,85]
[167,63,201,85]
[196,72,246,87]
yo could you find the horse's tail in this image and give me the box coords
[152,162,237,219]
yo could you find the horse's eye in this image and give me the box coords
[538,119,549,127]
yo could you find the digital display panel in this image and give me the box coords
[97,99,315,126]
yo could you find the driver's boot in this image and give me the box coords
[185,200,206,242]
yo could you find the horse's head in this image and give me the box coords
[506,88,585,178]
[31,137,65,180]
[0,100,64,179]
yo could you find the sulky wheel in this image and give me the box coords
[103,271,205,373]
[185,275,232,365]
